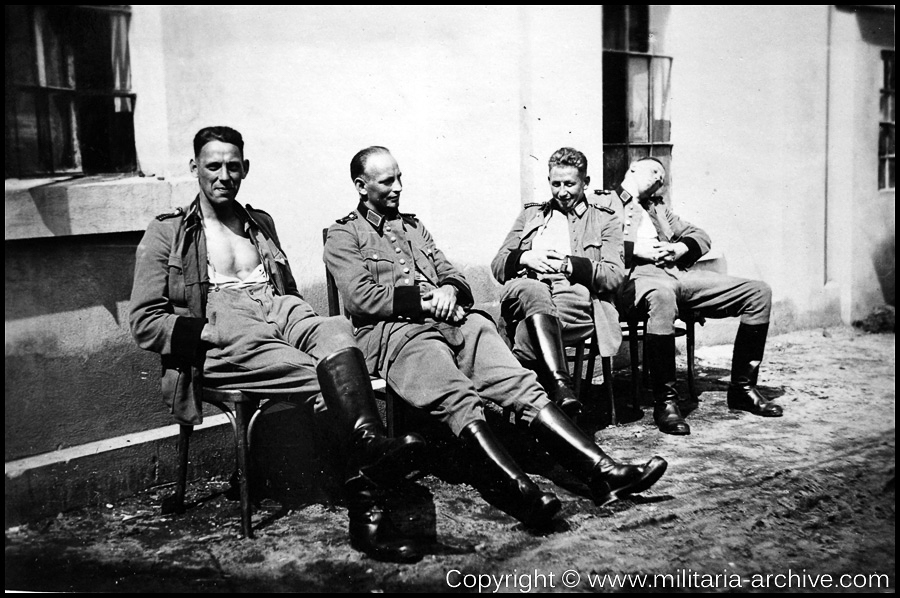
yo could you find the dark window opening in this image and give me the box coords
[5,5,136,178]
[602,5,672,196]
[879,50,895,190]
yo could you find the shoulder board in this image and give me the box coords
[524,202,546,209]
[155,207,184,221]
[593,189,612,196]
[335,211,358,224]
[400,212,419,226]
[587,193,616,213]
[244,203,271,218]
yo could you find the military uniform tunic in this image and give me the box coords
[614,188,771,335]
[491,193,625,359]
[324,202,550,436]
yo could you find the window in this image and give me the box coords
[5,5,136,178]
[602,5,673,193]
[879,50,895,190]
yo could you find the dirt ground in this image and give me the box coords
[5,326,895,593]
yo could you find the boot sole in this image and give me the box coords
[523,494,562,529]
[599,457,668,505]
[350,535,425,563]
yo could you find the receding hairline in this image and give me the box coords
[350,146,393,181]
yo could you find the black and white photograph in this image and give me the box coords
[5,5,895,593]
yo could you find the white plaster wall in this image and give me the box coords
[666,5,832,327]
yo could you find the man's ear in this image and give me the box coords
[242,159,250,179]
[583,175,591,188]
[189,157,198,177]
[354,176,368,197]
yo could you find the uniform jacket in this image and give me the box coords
[490,193,625,357]
[323,202,474,373]
[615,187,711,272]
[129,196,300,425]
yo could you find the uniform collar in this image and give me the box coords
[616,186,634,206]
[546,196,588,218]
[357,201,418,234]
[185,195,260,233]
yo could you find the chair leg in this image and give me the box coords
[232,399,258,539]
[573,340,585,398]
[602,356,616,425]
[167,424,193,515]
[629,320,641,409]
[686,319,697,401]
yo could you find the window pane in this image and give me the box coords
[49,93,78,172]
[71,10,114,91]
[880,157,895,190]
[603,5,626,51]
[882,92,895,123]
[603,53,628,144]
[884,51,895,91]
[880,124,895,157]
[12,92,42,175]
[628,56,650,143]
[602,146,628,189]
[651,57,673,142]
[5,6,37,86]
[627,5,649,53]
[77,95,136,173]
[35,6,71,89]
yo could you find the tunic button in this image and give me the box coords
[373,253,378,259]
[399,259,406,264]
[403,268,410,273]
[385,225,392,231]
[404,278,410,284]
[395,247,401,253]
[390,236,397,242]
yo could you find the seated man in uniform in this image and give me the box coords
[128,126,425,562]
[324,146,667,529]
[491,147,624,420]
[613,157,781,436]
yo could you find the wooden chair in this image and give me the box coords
[579,313,703,423]
[571,337,617,424]
[167,388,308,539]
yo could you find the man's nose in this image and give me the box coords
[392,180,402,193]
[217,168,230,181]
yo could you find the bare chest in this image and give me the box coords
[204,226,261,280]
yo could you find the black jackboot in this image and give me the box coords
[525,314,584,420]
[460,420,561,528]
[317,347,426,486]
[727,323,782,417]
[645,334,691,435]
[530,403,668,505]
[346,476,425,563]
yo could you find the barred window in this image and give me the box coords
[879,50,895,190]
[602,5,673,192]
[5,5,136,178]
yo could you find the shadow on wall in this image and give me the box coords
[873,232,895,306]
[5,232,144,323]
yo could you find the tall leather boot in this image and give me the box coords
[317,347,426,485]
[530,403,667,505]
[460,420,561,528]
[645,333,691,435]
[346,475,424,563]
[524,313,583,420]
[727,323,782,417]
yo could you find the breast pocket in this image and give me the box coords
[363,250,396,285]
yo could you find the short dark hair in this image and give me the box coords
[193,126,244,157]
[548,147,588,178]
[350,146,391,181]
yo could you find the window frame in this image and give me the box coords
[5,4,137,179]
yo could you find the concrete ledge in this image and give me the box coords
[5,417,234,528]
[5,175,196,240]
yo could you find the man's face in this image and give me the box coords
[631,159,666,198]
[356,152,402,213]
[549,165,589,211]
[190,140,248,205]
